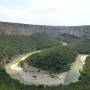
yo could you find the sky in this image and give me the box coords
[0,0,90,26]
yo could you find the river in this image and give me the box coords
[5,51,88,86]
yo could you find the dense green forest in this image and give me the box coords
[79,56,90,83]
[0,56,90,90]
[57,33,80,43]
[0,33,60,65]
[57,34,90,54]
[26,46,77,73]
[72,38,90,54]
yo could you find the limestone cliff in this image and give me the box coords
[0,21,90,37]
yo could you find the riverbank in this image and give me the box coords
[5,51,88,86]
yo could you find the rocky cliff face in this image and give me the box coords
[0,21,90,37]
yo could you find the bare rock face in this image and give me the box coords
[0,21,90,37]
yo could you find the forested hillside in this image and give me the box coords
[0,33,60,65]
[57,33,80,43]
[26,46,77,73]
[72,38,90,54]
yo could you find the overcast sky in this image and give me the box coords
[0,0,90,26]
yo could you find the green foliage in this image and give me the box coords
[26,46,77,73]
[79,56,90,83]
[57,33,80,43]
[0,33,90,90]
[0,60,90,90]
[0,55,90,90]
[57,34,90,54]
[0,33,60,51]
[72,38,90,54]
[0,33,60,64]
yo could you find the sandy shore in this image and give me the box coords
[10,54,67,86]
[19,65,67,85]
[9,53,88,86]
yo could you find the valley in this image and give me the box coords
[0,22,90,90]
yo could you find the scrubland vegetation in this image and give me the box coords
[26,46,77,73]
[0,33,60,65]
[0,33,90,90]
[73,38,90,54]
[0,56,90,90]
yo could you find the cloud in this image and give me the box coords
[0,0,90,25]
[32,0,90,12]
[0,6,27,18]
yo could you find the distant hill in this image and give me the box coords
[0,21,90,38]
